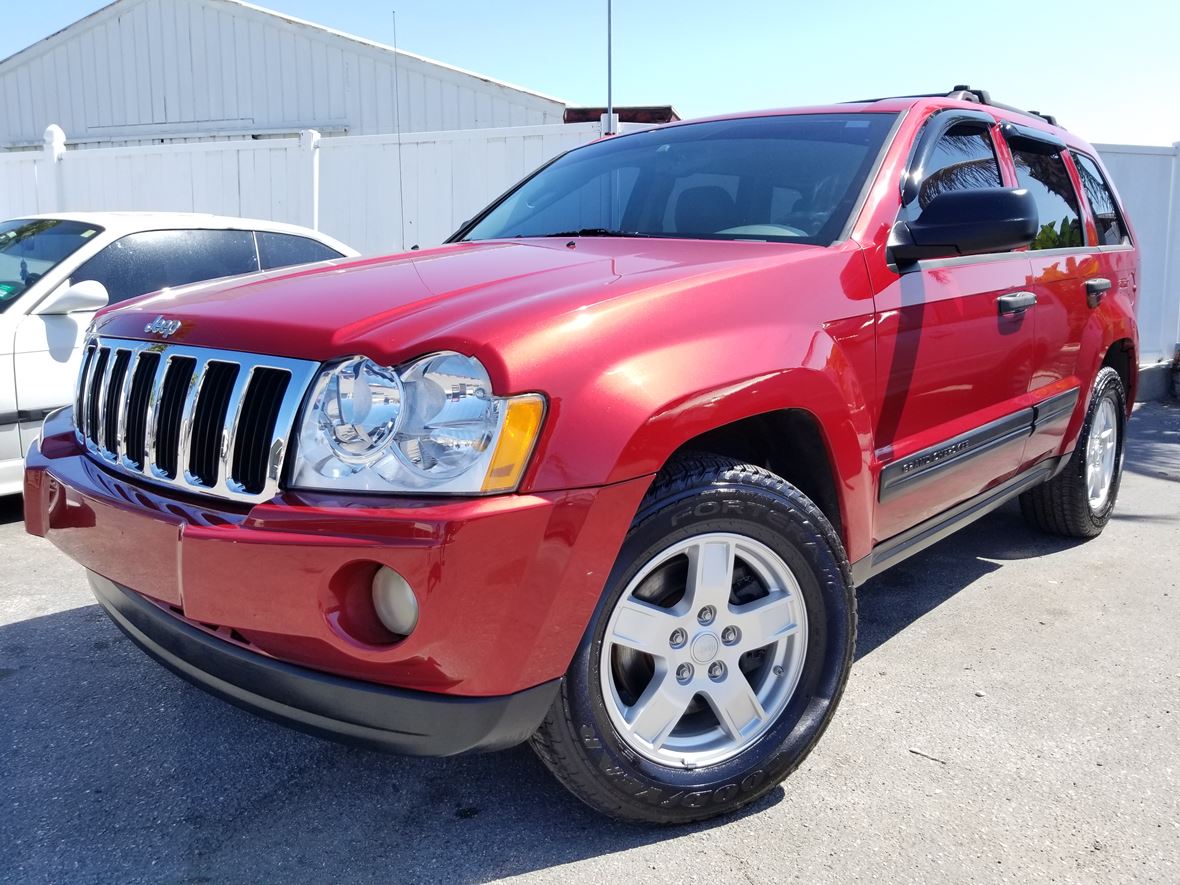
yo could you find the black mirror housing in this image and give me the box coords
[891,188,1039,266]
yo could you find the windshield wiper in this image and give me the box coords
[533,228,657,239]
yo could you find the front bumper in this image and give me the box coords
[26,408,650,749]
[90,572,558,755]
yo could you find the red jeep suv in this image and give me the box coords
[25,87,1138,823]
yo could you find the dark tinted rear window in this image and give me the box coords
[256,232,343,270]
[1072,152,1130,246]
[71,229,259,304]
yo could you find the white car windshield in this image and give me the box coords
[0,218,103,310]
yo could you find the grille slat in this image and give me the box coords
[123,351,160,467]
[187,362,239,487]
[155,357,196,479]
[72,336,317,505]
[76,344,96,426]
[85,348,110,442]
[231,368,291,495]
[102,350,132,455]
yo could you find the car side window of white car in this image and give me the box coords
[256,231,345,269]
[69,229,260,305]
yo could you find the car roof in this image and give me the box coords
[625,94,1091,152]
[10,211,359,254]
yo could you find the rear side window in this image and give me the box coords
[256,232,344,270]
[1071,153,1130,246]
[71,229,259,304]
[1010,149,1084,250]
[916,125,1003,210]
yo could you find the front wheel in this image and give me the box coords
[530,454,856,824]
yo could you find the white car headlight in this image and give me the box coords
[291,352,545,495]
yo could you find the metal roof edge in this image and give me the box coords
[216,0,568,107]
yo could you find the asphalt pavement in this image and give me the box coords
[2,403,1178,884]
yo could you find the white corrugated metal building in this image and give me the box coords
[0,0,565,149]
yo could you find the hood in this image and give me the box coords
[95,238,821,368]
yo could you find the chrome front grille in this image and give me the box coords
[75,336,320,504]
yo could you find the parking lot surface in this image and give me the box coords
[1,402,1177,884]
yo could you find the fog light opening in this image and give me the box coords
[372,566,419,637]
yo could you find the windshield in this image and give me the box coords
[0,218,103,311]
[461,113,897,246]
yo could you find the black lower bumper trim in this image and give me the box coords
[90,573,559,756]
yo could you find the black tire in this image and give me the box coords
[530,453,856,824]
[1020,366,1127,538]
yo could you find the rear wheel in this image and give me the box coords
[1020,366,1126,538]
[530,454,855,823]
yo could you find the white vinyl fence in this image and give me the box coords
[0,121,639,255]
[1,126,1177,371]
[1095,142,1180,366]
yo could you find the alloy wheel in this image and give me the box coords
[599,532,808,768]
[1086,397,1119,511]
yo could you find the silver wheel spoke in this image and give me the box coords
[705,674,766,741]
[609,596,679,656]
[625,670,692,749]
[733,593,798,649]
[685,538,736,612]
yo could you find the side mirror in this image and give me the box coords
[36,280,109,315]
[891,188,1039,266]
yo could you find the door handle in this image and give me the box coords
[998,291,1037,315]
[1085,277,1112,309]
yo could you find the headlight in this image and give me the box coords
[291,352,545,495]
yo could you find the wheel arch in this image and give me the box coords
[669,408,846,542]
[1101,337,1137,409]
[607,361,877,563]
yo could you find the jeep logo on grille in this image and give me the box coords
[144,316,182,338]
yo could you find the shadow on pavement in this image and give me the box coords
[0,495,22,527]
[0,603,781,883]
[855,499,1083,660]
[1123,400,1180,484]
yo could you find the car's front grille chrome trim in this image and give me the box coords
[74,336,319,505]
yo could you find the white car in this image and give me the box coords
[0,212,357,495]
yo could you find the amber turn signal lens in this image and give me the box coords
[481,394,545,493]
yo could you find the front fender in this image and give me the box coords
[527,322,877,562]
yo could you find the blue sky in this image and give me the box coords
[4,0,1177,146]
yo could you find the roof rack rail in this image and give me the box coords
[846,86,1060,128]
[945,85,1059,127]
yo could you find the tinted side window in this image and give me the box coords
[72,229,259,304]
[1072,153,1130,246]
[1010,149,1083,250]
[256,232,344,270]
[917,125,1002,210]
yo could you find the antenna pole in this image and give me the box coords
[392,10,409,250]
[606,0,614,134]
